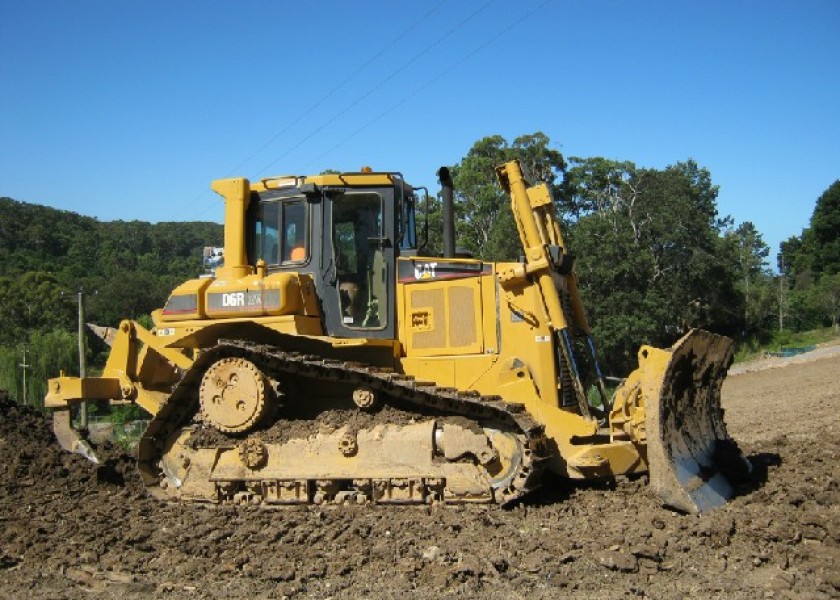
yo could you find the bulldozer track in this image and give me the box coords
[138,340,549,507]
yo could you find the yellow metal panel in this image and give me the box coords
[479,272,500,354]
[155,314,324,349]
[496,282,557,402]
[133,321,194,371]
[304,173,399,187]
[44,376,122,407]
[566,441,647,479]
[204,272,303,319]
[526,183,553,208]
[298,274,321,316]
[402,355,498,392]
[249,172,405,190]
[159,277,213,322]
[396,277,408,347]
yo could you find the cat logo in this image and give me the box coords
[414,262,438,280]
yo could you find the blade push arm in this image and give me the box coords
[495,160,608,414]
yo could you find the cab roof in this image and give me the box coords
[250,170,409,193]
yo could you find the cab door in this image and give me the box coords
[321,189,396,339]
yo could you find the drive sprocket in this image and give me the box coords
[199,357,270,433]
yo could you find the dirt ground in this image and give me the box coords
[1,350,838,599]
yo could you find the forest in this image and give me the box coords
[0,200,222,405]
[433,133,839,372]
[1,132,838,405]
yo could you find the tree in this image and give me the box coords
[560,156,637,222]
[810,180,840,277]
[0,272,76,346]
[27,329,79,408]
[816,273,840,331]
[89,270,175,326]
[0,196,223,397]
[728,221,772,334]
[777,180,840,332]
[0,329,77,408]
[566,206,660,370]
[778,180,840,282]
[450,133,565,260]
[562,157,740,372]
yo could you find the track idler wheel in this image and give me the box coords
[199,357,271,433]
[239,437,268,469]
[352,386,377,410]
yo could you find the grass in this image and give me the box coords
[734,326,840,363]
[79,402,151,451]
[587,383,618,410]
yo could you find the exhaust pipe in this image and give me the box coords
[437,167,455,259]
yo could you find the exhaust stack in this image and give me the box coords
[437,167,455,259]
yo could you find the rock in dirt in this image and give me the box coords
[597,550,639,573]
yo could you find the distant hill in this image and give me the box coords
[0,196,223,339]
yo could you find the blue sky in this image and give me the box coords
[1,1,838,263]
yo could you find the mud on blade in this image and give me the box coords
[644,329,750,513]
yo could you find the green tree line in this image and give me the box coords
[778,181,840,333]
[431,133,838,373]
[0,196,222,406]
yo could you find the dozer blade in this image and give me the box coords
[645,329,750,513]
[53,408,99,464]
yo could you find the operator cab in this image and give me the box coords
[246,170,422,340]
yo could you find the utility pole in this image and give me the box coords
[778,257,787,332]
[61,287,93,428]
[19,346,30,406]
[77,289,88,430]
[778,274,786,331]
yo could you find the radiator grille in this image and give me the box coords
[408,285,479,352]
[410,289,446,349]
[448,286,477,347]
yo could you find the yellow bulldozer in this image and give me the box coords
[45,160,747,513]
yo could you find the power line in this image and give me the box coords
[250,0,500,179]
[187,0,502,221]
[171,0,451,222]
[186,0,549,222]
[305,0,553,170]
[234,0,451,180]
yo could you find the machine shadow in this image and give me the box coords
[734,451,781,498]
[516,450,780,510]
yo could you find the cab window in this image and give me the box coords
[251,198,308,265]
